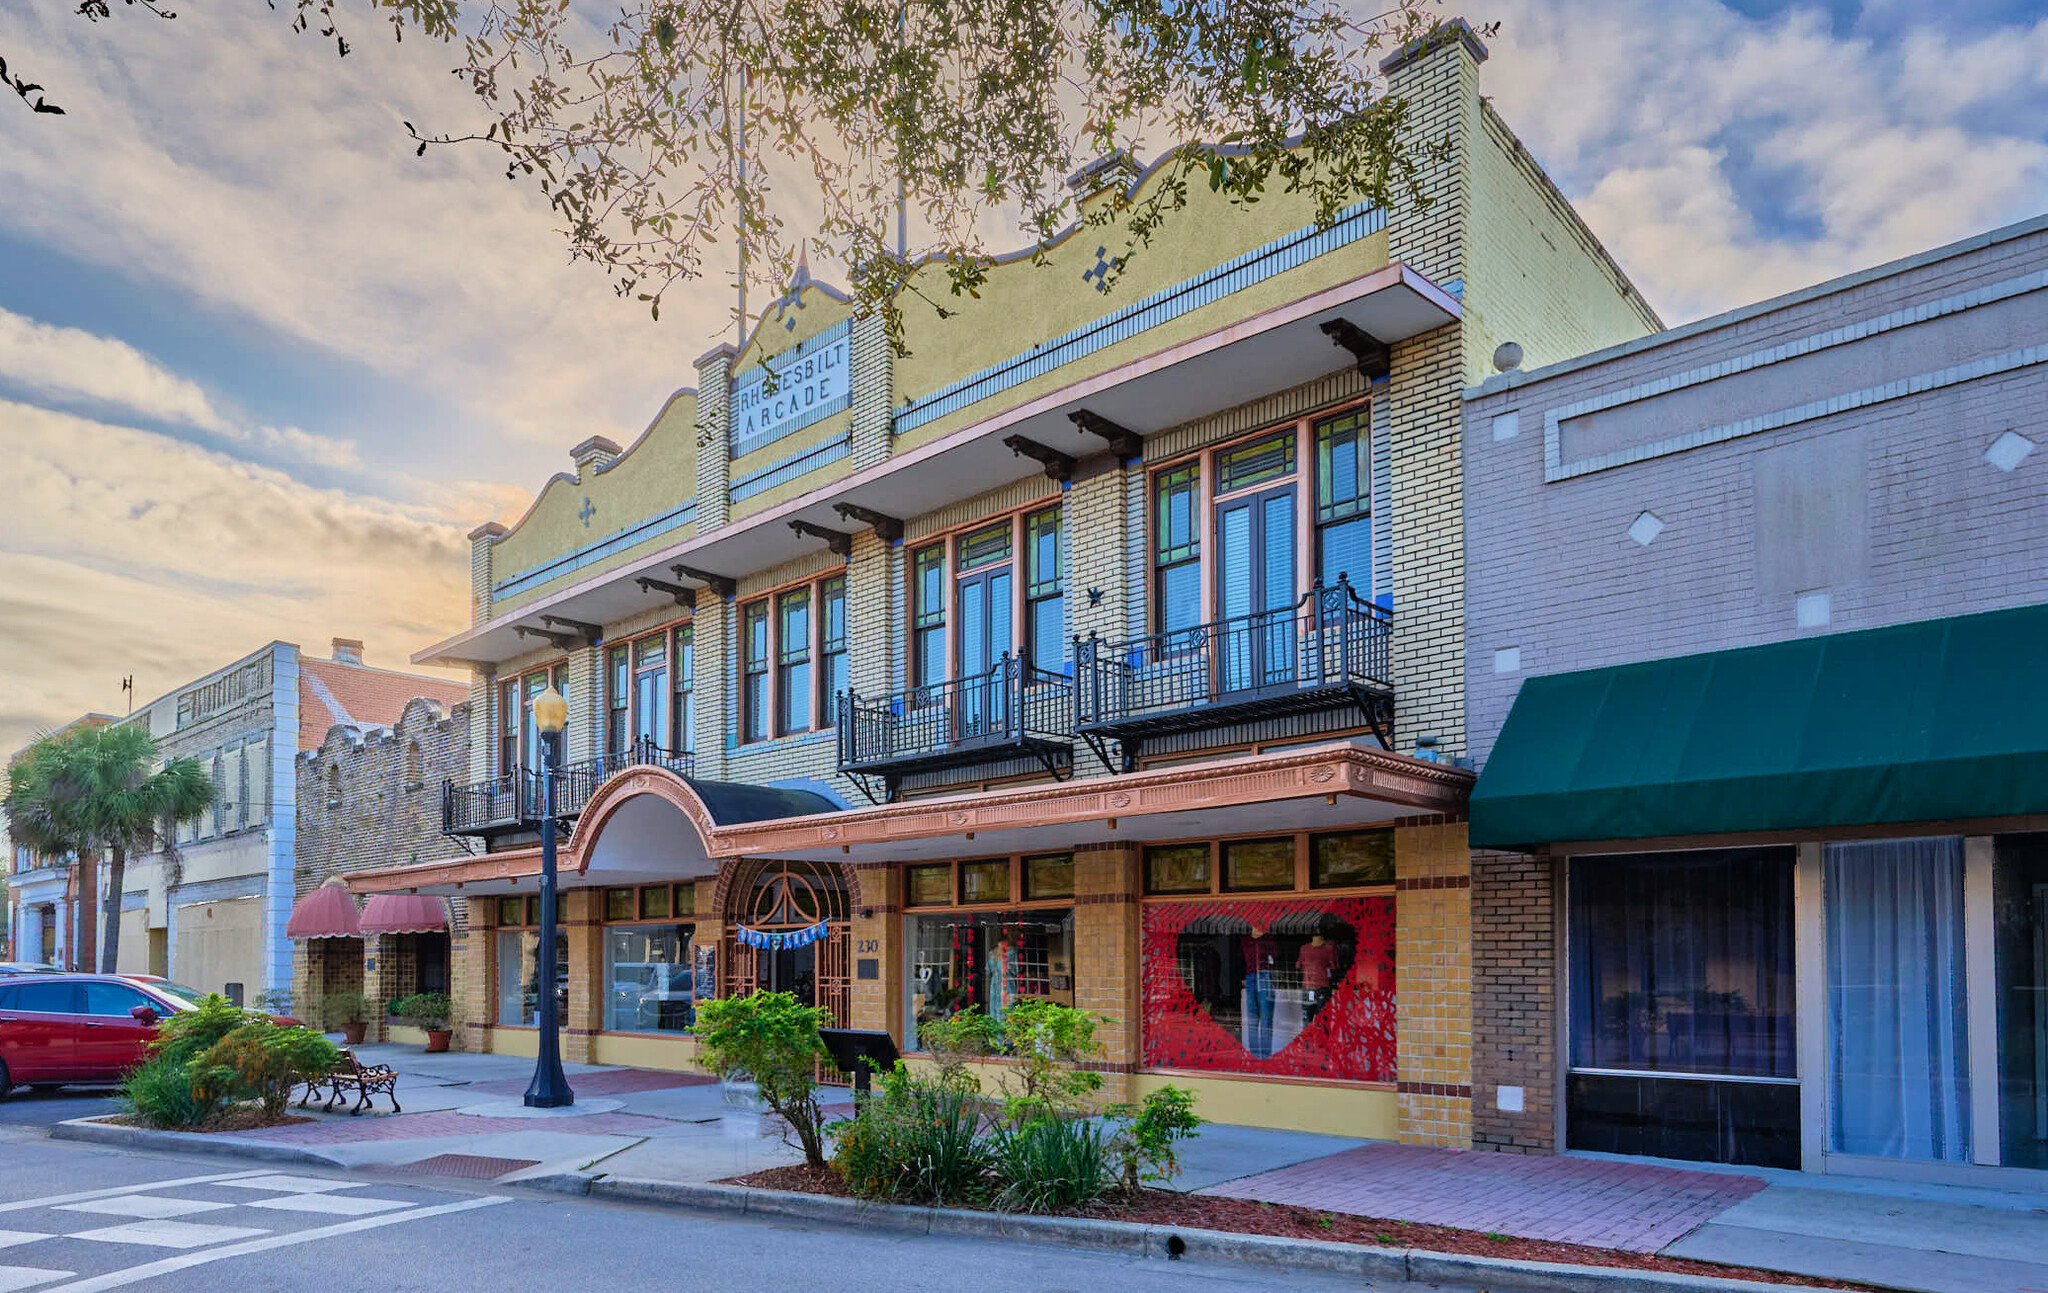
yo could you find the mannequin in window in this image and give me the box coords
[1240,924,1277,1056]
[1299,931,1339,1022]
[987,935,1018,1022]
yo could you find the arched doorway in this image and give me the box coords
[722,858,852,1030]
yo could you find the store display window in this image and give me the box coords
[1141,892,1395,1081]
[605,924,696,1033]
[906,909,1076,1051]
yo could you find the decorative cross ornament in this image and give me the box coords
[1080,246,1113,292]
[579,497,597,527]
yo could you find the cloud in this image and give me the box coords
[1475,0,2048,323]
[0,399,472,756]
[233,424,363,471]
[0,303,230,432]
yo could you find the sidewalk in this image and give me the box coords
[63,1043,2048,1292]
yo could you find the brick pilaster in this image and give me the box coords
[848,312,893,471]
[1394,820,1473,1147]
[1073,843,1139,1104]
[562,889,603,1062]
[1471,849,1556,1152]
[453,898,494,1053]
[693,345,736,533]
[847,863,897,1036]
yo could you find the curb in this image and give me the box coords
[519,1174,1830,1293]
[49,1117,348,1169]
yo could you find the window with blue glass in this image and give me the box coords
[741,601,769,742]
[912,544,947,689]
[1153,463,1200,637]
[1025,507,1064,674]
[1315,411,1371,596]
[819,575,846,723]
[777,587,813,733]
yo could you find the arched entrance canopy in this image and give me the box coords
[570,769,840,883]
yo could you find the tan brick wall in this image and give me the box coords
[847,863,896,1033]
[560,888,602,1062]
[452,897,494,1053]
[1394,820,1472,1147]
[693,346,734,533]
[1073,842,1139,1103]
[1471,849,1557,1153]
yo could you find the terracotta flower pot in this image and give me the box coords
[340,1021,368,1045]
[425,1029,453,1053]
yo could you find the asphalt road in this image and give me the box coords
[0,1132,1507,1293]
[0,1088,122,1128]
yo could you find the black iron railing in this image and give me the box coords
[837,656,1073,801]
[442,739,696,835]
[1074,578,1393,769]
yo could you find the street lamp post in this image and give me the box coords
[524,684,574,1108]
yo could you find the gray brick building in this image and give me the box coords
[1462,214,2048,1187]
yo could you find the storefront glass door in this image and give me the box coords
[1824,838,1971,1163]
[1994,833,2048,1170]
[1214,485,1296,695]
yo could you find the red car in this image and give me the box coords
[0,974,294,1097]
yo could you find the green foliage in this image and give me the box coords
[990,1116,1111,1213]
[830,1070,993,1203]
[120,1054,222,1129]
[321,992,374,1026]
[195,1024,341,1117]
[694,990,831,1168]
[989,999,1104,1123]
[1106,1084,1204,1195]
[915,1007,1001,1093]
[151,994,259,1068]
[390,992,454,1031]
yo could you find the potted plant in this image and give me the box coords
[392,992,456,1052]
[321,991,374,1045]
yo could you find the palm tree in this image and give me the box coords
[3,724,215,972]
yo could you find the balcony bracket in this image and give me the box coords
[514,624,583,651]
[1067,410,1142,462]
[1002,434,1077,483]
[635,577,698,609]
[1079,729,1134,776]
[541,615,603,643]
[1351,686,1396,751]
[673,565,737,599]
[788,519,855,558]
[833,503,904,543]
[1320,318,1392,381]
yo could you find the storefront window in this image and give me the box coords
[1568,848,1798,1169]
[1995,832,2048,1171]
[906,864,952,907]
[1023,853,1074,901]
[1141,894,1394,1080]
[1146,844,1211,894]
[494,927,567,1026]
[1312,831,1393,888]
[1222,838,1294,892]
[907,909,1074,1050]
[961,860,1009,904]
[605,924,695,1033]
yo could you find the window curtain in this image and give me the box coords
[1825,837,1970,1163]
[1568,850,1797,1078]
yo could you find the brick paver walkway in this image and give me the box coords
[1202,1143,1766,1253]
[246,1110,678,1144]
[464,1068,718,1097]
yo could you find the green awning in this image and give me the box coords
[1469,602,2048,850]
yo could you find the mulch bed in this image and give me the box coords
[720,1165,1879,1290]
[98,1110,316,1134]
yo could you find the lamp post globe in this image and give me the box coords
[524,683,575,1109]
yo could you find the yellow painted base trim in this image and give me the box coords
[386,1024,429,1046]
[1136,1072,1396,1140]
[488,1028,539,1059]
[592,1032,706,1072]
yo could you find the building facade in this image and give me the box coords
[106,639,466,1008]
[1463,214,2048,1186]
[292,695,471,1039]
[348,23,1661,1141]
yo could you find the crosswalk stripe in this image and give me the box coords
[0,1173,276,1217]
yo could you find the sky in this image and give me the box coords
[0,0,2044,756]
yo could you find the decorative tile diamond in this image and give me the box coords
[1627,511,1665,547]
[1987,429,2035,473]
[1080,245,1113,292]
[1493,647,1521,675]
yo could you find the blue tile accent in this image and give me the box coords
[728,434,852,502]
[492,498,699,602]
[893,203,1386,435]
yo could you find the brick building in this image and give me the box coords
[292,696,471,1039]
[1463,214,2048,1186]
[347,22,1661,1143]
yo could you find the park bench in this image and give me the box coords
[300,1047,401,1115]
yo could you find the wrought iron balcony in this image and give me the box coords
[442,739,696,837]
[1074,578,1394,771]
[837,656,1074,803]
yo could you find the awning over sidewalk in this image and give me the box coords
[359,894,448,935]
[1470,602,2048,850]
[285,877,362,939]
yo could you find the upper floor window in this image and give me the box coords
[1315,410,1371,592]
[738,570,845,744]
[907,503,1068,689]
[1152,463,1200,636]
[606,622,695,756]
[674,624,695,753]
[498,662,569,774]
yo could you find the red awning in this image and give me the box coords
[360,893,449,935]
[286,877,362,940]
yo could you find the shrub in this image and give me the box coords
[121,1054,222,1129]
[915,1007,1001,1093]
[391,992,454,1031]
[194,1024,341,1117]
[991,1115,1110,1212]
[152,993,258,1067]
[694,990,831,1168]
[831,1071,992,1203]
[1106,1085,1204,1195]
[321,992,373,1028]
[990,999,1103,1123]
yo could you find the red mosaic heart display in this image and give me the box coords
[1140,895,1395,1082]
